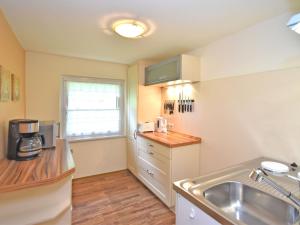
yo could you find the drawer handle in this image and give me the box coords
[148,144,154,147]
[147,150,154,155]
[146,169,154,177]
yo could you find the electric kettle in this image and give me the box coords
[156,116,167,133]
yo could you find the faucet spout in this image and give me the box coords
[249,168,300,207]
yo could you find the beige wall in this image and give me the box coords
[0,10,25,159]
[163,12,300,174]
[25,51,128,178]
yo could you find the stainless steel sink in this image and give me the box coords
[203,181,300,225]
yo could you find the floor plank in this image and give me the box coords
[72,170,175,225]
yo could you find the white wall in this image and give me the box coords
[163,12,300,174]
[191,12,300,81]
[25,52,128,178]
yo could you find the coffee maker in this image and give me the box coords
[7,119,44,161]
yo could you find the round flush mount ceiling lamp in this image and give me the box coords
[112,19,147,38]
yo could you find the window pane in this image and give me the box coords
[66,110,120,137]
[63,79,123,139]
[67,81,120,110]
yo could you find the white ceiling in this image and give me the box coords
[1,0,300,64]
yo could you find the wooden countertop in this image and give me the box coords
[137,131,201,148]
[0,139,75,193]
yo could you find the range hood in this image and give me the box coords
[287,13,300,34]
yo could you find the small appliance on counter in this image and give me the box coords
[7,119,44,161]
[156,116,168,133]
[39,121,59,149]
[138,121,155,133]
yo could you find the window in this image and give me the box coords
[61,76,125,141]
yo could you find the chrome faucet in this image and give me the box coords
[249,168,300,207]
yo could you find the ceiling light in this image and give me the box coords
[112,20,147,38]
[287,13,300,34]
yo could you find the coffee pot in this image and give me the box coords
[7,119,44,160]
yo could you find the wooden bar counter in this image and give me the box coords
[0,138,75,193]
[137,131,201,148]
[0,139,75,225]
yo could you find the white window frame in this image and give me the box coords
[61,75,125,142]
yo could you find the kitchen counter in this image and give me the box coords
[137,131,201,148]
[0,138,75,193]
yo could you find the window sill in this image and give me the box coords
[67,135,126,143]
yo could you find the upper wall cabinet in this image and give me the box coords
[144,54,200,86]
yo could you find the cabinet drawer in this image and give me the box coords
[137,136,170,159]
[138,149,170,174]
[137,157,171,205]
[138,156,169,187]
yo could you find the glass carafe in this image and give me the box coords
[19,136,42,152]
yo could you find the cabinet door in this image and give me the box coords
[127,64,138,140]
[145,56,180,85]
[176,194,220,225]
[127,138,137,175]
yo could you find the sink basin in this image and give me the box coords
[203,181,300,225]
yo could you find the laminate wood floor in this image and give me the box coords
[72,170,175,225]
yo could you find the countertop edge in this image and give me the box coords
[0,168,75,193]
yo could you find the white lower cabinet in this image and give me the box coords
[136,136,200,208]
[127,137,138,176]
[176,194,220,225]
